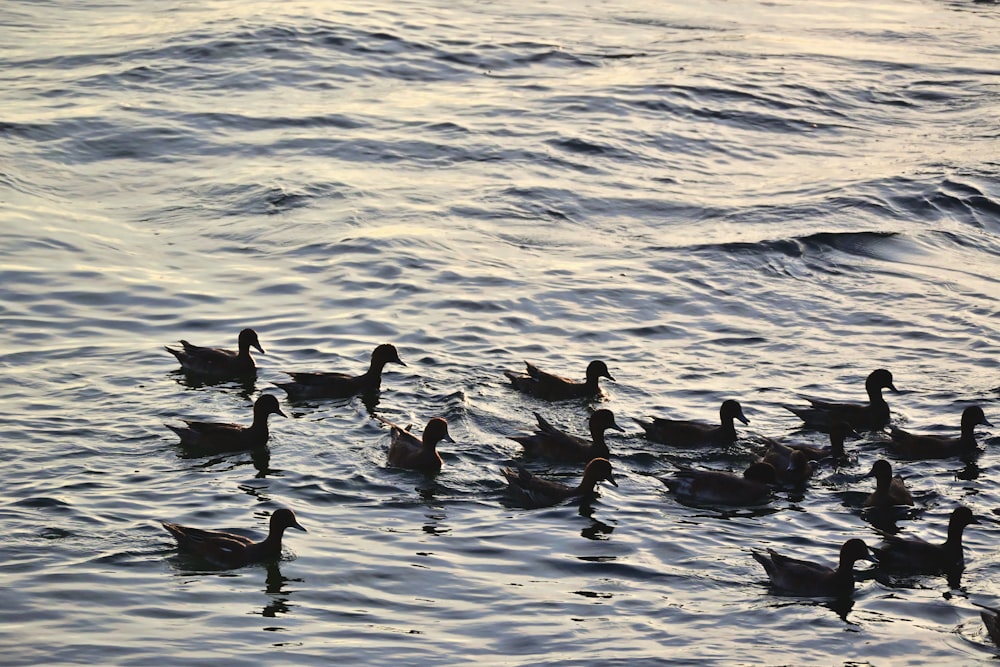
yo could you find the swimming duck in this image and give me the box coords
[503,359,614,400]
[761,448,814,486]
[863,459,914,508]
[383,416,454,473]
[887,406,992,460]
[161,508,306,569]
[277,343,406,399]
[784,368,897,431]
[662,461,776,506]
[759,421,857,463]
[165,327,263,377]
[871,506,977,574]
[634,399,749,447]
[752,538,873,597]
[509,409,623,463]
[501,458,618,509]
[165,394,286,452]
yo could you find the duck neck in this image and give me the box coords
[249,410,271,438]
[960,421,979,447]
[829,434,846,458]
[589,428,611,458]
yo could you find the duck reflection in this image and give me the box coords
[170,369,257,399]
[260,562,301,619]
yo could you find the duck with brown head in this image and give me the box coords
[383,416,454,474]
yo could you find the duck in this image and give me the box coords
[872,506,977,574]
[165,327,263,377]
[501,458,618,508]
[276,343,406,399]
[759,421,857,463]
[634,399,749,447]
[662,461,776,506]
[863,459,914,508]
[503,359,614,400]
[161,508,306,569]
[887,405,992,460]
[509,409,623,463]
[752,538,873,597]
[784,368,898,431]
[761,448,814,486]
[165,393,286,452]
[383,417,454,473]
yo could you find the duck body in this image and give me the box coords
[277,343,405,399]
[502,458,617,508]
[165,327,263,377]
[635,399,748,447]
[863,459,914,508]
[503,360,614,400]
[759,421,856,463]
[161,508,306,569]
[166,394,286,452]
[385,417,454,473]
[784,369,897,431]
[872,506,977,574]
[761,448,814,486]
[509,409,623,463]
[887,406,992,460]
[752,538,872,597]
[663,461,775,506]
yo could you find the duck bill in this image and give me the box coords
[292,521,307,532]
[254,343,266,354]
[606,474,619,487]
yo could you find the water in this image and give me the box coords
[2,0,999,663]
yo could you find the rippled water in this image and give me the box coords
[2,0,1000,664]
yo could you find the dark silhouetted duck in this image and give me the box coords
[863,459,914,508]
[165,394,286,452]
[752,538,873,597]
[887,406,992,460]
[509,409,623,463]
[634,399,748,447]
[762,448,814,486]
[760,421,857,463]
[872,506,977,574]
[165,327,263,377]
[277,343,406,399]
[662,461,776,506]
[501,458,617,508]
[503,359,614,400]
[161,508,306,569]
[383,416,454,474]
[784,369,898,431]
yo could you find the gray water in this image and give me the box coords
[2,0,999,664]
